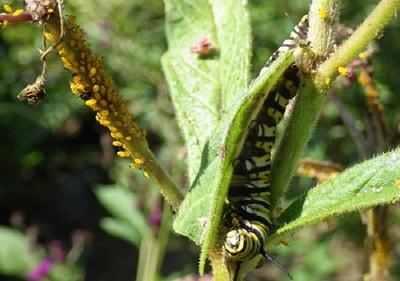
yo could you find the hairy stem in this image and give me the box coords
[270,0,339,208]
[209,246,231,281]
[315,0,400,88]
[271,0,400,208]
[308,0,338,58]
[42,9,183,210]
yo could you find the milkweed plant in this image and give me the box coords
[0,0,400,280]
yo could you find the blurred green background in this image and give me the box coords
[0,0,399,280]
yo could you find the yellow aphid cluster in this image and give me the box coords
[358,68,384,112]
[45,17,148,170]
[1,4,24,28]
[3,4,24,16]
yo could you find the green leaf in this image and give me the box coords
[269,148,400,244]
[161,0,251,182]
[173,51,297,273]
[162,0,304,271]
[162,0,299,274]
[100,217,142,247]
[94,185,150,237]
[49,263,84,281]
[0,227,41,278]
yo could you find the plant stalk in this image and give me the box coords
[270,0,339,208]
[41,5,184,211]
[315,0,400,89]
[366,207,391,281]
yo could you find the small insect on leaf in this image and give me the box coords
[191,36,214,56]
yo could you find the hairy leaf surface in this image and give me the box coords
[269,148,400,245]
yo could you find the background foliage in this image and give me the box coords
[0,0,399,280]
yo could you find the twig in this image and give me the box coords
[329,91,372,158]
[357,51,392,281]
[297,159,343,182]
[315,0,400,88]
[359,67,391,150]
[39,2,184,210]
[40,0,64,61]
[367,207,391,281]
[0,12,32,26]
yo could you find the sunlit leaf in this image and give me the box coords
[269,148,400,244]
[162,0,251,182]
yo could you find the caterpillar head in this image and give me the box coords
[224,227,261,261]
[224,226,292,279]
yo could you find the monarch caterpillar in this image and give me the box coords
[224,15,309,279]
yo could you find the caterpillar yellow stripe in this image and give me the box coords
[224,15,309,280]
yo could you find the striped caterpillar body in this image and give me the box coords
[224,15,309,277]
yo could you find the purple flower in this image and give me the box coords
[27,258,52,281]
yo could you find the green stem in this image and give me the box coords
[315,0,400,88]
[128,141,184,211]
[209,248,231,281]
[154,204,171,277]
[270,0,339,208]
[43,8,184,212]
[270,82,325,209]
[136,237,148,281]
[136,203,171,281]
[270,0,400,209]
[308,0,339,57]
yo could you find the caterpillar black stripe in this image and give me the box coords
[224,15,309,279]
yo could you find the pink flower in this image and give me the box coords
[27,258,52,281]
